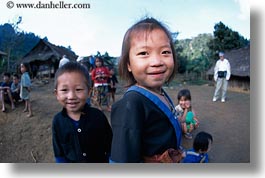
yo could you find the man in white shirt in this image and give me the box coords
[59,55,70,68]
[212,52,231,102]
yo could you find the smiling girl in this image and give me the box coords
[110,17,183,163]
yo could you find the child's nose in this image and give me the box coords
[150,54,163,66]
[68,91,77,99]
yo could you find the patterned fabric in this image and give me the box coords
[91,85,109,105]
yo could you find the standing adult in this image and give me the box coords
[59,55,70,68]
[212,52,231,102]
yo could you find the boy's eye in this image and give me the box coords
[59,88,68,92]
[76,88,84,92]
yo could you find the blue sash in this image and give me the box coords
[126,85,182,148]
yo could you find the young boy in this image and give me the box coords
[52,62,112,163]
[11,74,21,103]
[182,131,213,163]
[0,72,15,112]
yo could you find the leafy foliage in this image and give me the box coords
[175,21,249,80]
[208,21,249,55]
[175,33,213,77]
[0,19,40,72]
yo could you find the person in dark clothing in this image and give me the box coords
[107,67,119,103]
[0,72,15,112]
[52,62,112,163]
[11,74,21,102]
[182,131,213,163]
[110,17,183,163]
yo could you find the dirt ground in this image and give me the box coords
[0,78,250,163]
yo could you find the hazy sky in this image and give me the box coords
[1,0,250,57]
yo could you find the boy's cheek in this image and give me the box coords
[55,93,64,101]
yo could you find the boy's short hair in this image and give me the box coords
[193,131,213,152]
[3,72,11,78]
[13,73,19,79]
[54,62,91,89]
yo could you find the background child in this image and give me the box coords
[52,62,112,163]
[182,131,213,163]
[91,57,111,111]
[0,72,15,112]
[110,17,182,163]
[175,89,199,139]
[11,73,21,103]
[108,67,118,103]
[20,63,32,117]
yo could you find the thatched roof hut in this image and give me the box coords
[19,39,77,78]
[207,46,250,90]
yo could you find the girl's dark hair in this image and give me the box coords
[54,62,91,89]
[119,17,178,87]
[21,62,32,77]
[193,131,213,152]
[21,62,30,72]
[95,57,105,67]
[177,89,191,100]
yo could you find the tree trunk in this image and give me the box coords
[7,48,11,72]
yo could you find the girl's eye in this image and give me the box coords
[137,51,148,56]
[162,50,172,55]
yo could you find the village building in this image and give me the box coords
[19,39,77,78]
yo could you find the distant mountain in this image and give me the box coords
[0,23,40,59]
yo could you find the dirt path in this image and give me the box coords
[0,79,249,163]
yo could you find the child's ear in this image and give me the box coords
[127,63,132,72]
[54,89,57,96]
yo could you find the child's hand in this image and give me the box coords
[95,74,101,78]
[185,100,191,109]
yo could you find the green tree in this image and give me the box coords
[208,21,249,54]
[0,17,40,72]
[175,33,213,78]
[174,39,188,74]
